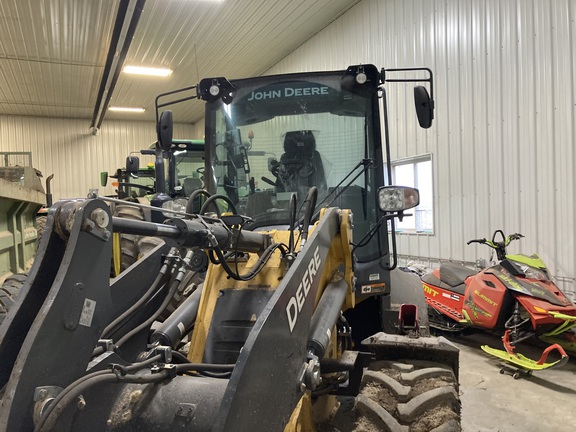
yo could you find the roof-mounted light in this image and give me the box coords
[123,66,173,77]
[108,106,145,113]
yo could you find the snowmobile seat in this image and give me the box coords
[439,263,476,291]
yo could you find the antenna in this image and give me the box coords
[194,43,200,84]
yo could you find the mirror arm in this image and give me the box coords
[381,67,434,101]
[387,216,398,271]
[154,85,198,125]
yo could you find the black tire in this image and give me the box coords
[0,273,27,325]
[114,205,145,273]
[136,236,165,258]
[327,360,461,432]
[36,215,47,243]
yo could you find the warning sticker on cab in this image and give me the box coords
[361,282,387,294]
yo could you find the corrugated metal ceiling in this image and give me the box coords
[0,0,360,128]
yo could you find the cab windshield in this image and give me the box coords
[204,71,383,262]
[172,143,205,196]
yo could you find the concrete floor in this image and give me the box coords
[451,332,576,432]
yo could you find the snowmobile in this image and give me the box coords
[421,230,575,372]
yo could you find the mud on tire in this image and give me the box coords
[329,360,461,432]
[0,273,27,325]
[36,215,47,243]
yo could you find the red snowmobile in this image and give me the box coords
[421,230,576,372]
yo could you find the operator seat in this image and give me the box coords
[274,130,327,196]
[182,177,203,196]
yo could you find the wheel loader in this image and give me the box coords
[0,64,460,431]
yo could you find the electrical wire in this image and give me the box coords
[351,215,386,251]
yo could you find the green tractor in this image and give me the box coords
[0,152,52,324]
[101,140,205,275]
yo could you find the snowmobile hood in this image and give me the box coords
[486,265,569,307]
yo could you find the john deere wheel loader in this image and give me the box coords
[0,64,460,431]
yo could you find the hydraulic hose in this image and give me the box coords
[199,193,238,215]
[36,374,120,432]
[115,250,195,349]
[36,372,170,432]
[300,186,318,250]
[175,363,235,373]
[36,355,235,432]
[212,241,287,281]
[35,354,163,432]
[100,251,176,340]
[186,189,212,214]
[288,193,297,255]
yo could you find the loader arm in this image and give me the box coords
[211,207,354,431]
[0,198,355,432]
[0,199,171,432]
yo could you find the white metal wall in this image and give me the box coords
[266,0,576,299]
[0,115,195,201]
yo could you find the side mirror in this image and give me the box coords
[414,86,434,129]
[100,172,108,187]
[158,110,174,151]
[378,186,419,212]
[126,156,140,174]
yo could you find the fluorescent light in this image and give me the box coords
[123,65,173,77]
[108,106,145,113]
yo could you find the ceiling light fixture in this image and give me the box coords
[108,106,146,113]
[123,65,173,77]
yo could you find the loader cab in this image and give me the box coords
[202,65,392,296]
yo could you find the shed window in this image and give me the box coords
[390,155,433,234]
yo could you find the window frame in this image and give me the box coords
[389,153,434,235]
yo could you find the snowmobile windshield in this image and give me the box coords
[204,70,385,262]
